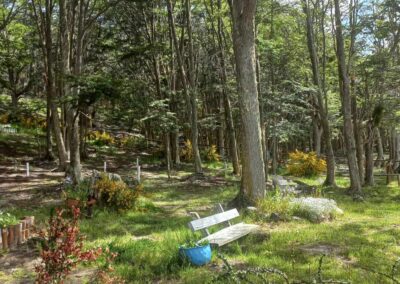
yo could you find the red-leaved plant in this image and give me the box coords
[35,207,102,283]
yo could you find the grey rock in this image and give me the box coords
[290,197,344,223]
[270,212,281,222]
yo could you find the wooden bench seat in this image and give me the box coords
[198,223,260,247]
[188,204,260,247]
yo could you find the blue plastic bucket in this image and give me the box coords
[179,244,212,266]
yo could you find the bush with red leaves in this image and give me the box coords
[35,207,102,284]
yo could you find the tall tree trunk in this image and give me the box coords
[256,37,268,180]
[70,115,81,183]
[185,0,203,174]
[272,133,278,175]
[231,0,266,203]
[216,0,240,175]
[45,98,54,160]
[364,122,375,186]
[352,92,365,184]
[217,95,225,158]
[171,132,180,165]
[375,127,384,167]
[167,0,202,174]
[395,132,400,170]
[166,133,172,178]
[312,115,322,155]
[40,0,68,170]
[68,0,84,183]
[302,0,336,186]
[334,0,362,194]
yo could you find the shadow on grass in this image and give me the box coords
[80,209,191,241]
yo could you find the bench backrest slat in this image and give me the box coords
[189,209,239,231]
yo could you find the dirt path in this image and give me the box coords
[0,163,64,210]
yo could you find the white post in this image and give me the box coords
[104,161,107,172]
[26,162,30,177]
[136,157,139,168]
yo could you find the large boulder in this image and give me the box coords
[290,197,344,223]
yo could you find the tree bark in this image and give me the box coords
[45,97,54,160]
[302,0,336,186]
[352,94,365,184]
[312,115,322,155]
[216,0,240,175]
[231,0,266,201]
[165,133,172,179]
[43,0,68,169]
[395,132,400,170]
[364,122,375,186]
[185,0,203,174]
[375,127,384,167]
[333,0,362,194]
[70,115,81,183]
[167,0,202,174]
[218,95,225,158]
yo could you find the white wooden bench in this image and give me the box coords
[188,204,259,247]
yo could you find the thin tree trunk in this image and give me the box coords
[333,0,362,194]
[167,0,202,174]
[395,133,400,170]
[45,98,54,160]
[40,0,68,170]
[231,0,266,202]
[272,133,277,175]
[352,90,365,184]
[68,0,84,183]
[185,0,202,174]
[70,115,81,183]
[165,133,172,178]
[302,0,336,186]
[312,116,322,155]
[375,127,384,167]
[364,122,375,186]
[218,95,225,158]
[216,0,240,175]
[171,131,181,166]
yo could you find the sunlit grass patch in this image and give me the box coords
[6,168,400,283]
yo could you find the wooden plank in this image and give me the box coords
[199,223,260,247]
[189,209,239,231]
[189,212,210,236]
[215,203,231,227]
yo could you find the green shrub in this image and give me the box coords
[0,211,19,228]
[120,134,147,150]
[180,139,193,161]
[93,175,142,210]
[201,145,221,162]
[62,180,91,202]
[287,150,326,177]
[88,131,115,146]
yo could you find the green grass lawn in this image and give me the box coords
[2,152,400,283]
[53,173,400,283]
